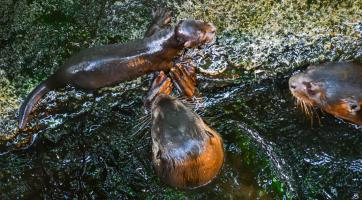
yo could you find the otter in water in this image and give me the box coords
[18,9,216,129]
[289,62,362,125]
[148,72,224,189]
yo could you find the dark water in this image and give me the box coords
[1,0,362,199]
[1,75,361,199]
[0,79,284,199]
[202,76,362,199]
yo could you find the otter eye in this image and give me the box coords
[343,98,360,112]
[351,104,357,110]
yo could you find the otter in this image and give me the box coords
[289,62,362,125]
[18,9,216,129]
[148,71,224,189]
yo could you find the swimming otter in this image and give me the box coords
[289,62,362,125]
[148,72,224,189]
[18,9,216,129]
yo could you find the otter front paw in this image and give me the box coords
[151,8,172,27]
[145,71,174,108]
[169,62,197,97]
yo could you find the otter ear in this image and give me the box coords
[342,97,360,113]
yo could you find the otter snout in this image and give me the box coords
[289,72,326,106]
[176,20,217,47]
[204,23,216,43]
[289,74,308,94]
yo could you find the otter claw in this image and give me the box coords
[170,63,197,97]
[145,71,174,108]
[151,8,172,27]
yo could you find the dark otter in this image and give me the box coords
[148,73,224,189]
[289,62,362,125]
[18,9,216,129]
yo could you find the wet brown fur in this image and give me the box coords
[289,62,362,125]
[151,94,224,189]
[18,11,216,129]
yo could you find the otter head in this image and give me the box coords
[175,19,216,48]
[150,94,224,189]
[151,93,179,118]
[289,71,326,107]
[289,62,362,125]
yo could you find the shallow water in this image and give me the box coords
[1,0,362,199]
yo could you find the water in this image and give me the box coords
[1,0,361,199]
[201,77,362,199]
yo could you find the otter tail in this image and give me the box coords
[18,77,59,129]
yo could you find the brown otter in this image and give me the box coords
[148,72,224,189]
[289,62,362,125]
[18,9,216,129]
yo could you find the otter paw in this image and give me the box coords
[145,71,174,107]
[169,63,197,97]
[151,8,172,27]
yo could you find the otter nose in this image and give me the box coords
[288,74,304,90]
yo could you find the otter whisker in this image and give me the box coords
[131,118,151,137]
[133,114,151,134]
[306,103,314,126]
[176,96,197,109]
[305,101,312,117]
[298,99,319,126]
[296,98,314,124]
[295,98,299,108]
[136,114,150,123]
[300,100,307,115]
[134,116,151,129]
[134,115,148,125]
[306,102,312,116]
[191,96,206,103]
[315,108,321,125]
